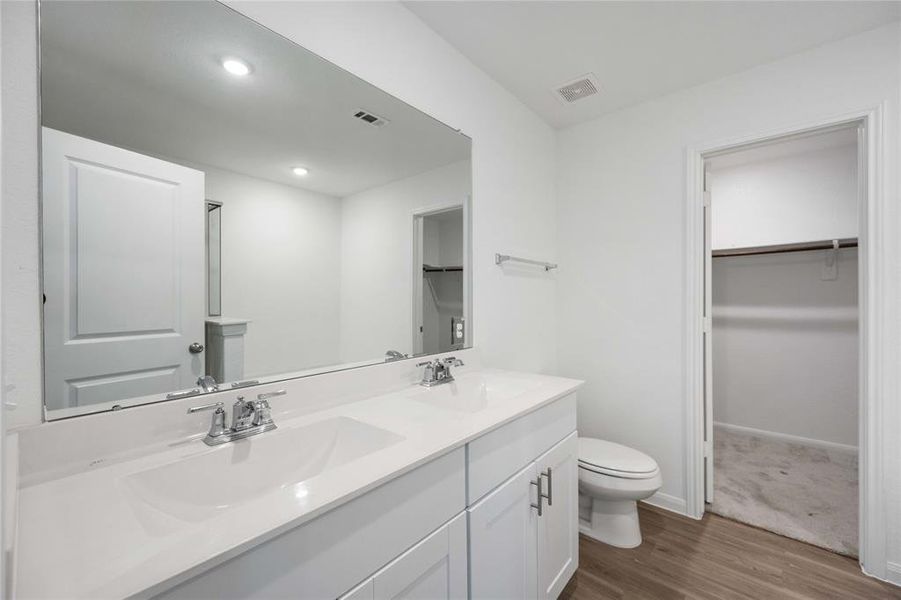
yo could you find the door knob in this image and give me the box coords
[189,342,205,354]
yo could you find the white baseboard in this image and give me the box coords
[713,421,858,454]
[641,492,688,517]
[886,562,901,587]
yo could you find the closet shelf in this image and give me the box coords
[713,237,858,258]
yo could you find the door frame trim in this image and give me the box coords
[682,104,891,579]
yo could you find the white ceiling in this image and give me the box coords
[405,1,901,129]
[40,1,470,197]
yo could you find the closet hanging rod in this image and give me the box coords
[713,237,858,258]
[423,265,463,273]
[495,253,558,271]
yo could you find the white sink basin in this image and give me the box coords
[125,416,403,522]
[406,373,541,413]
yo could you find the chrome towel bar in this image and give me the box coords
[495,253,558,271]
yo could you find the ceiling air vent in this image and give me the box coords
[553,73,600,104]
[353,109,389,128]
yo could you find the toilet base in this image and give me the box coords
[579,496,642,548]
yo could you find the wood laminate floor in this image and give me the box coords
[560,504,901,600]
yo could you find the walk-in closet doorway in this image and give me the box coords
[684,107,893,582]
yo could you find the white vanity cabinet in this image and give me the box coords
[152,394,578,600]
[468,432,579,600]
[153,449,467,600]
[338,513,468,600]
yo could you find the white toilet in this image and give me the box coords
[577,437,662,548]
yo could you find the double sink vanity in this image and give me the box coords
[12,352,582,598]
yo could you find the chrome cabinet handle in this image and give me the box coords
[541,468,553,506]
[530,476,544,517]
[188,342,205,354]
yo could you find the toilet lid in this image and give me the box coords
[578,437,659,478]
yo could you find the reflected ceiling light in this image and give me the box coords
[221,57,251,77]
[292,166,309,177]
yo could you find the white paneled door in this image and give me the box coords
[42,127,205,411]
[537,433,579,599]
[468,463,539,599]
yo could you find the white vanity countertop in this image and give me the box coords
[15,368,582,599]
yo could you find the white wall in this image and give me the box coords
[228,0,559,374]
[712,250,858,447]
[1,2,41,430]
[710,139,860,449]
[338,161,469,363]
[556,22,900,562]
[423,212,464,268]
[0,3,6,594]
[202,166,343,377]
[711,144,858,249]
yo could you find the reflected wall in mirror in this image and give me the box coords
[39,0,472,419]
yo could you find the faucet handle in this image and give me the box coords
[416,360,435,367]
[186,401,224,414]
[252,399,274,427]
[187,401,227,438]
[442,356,464,367]
[257,389,286,401]
[196,375,219,393]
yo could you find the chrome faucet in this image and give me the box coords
[187,389,284,445]
[417,356,464,387]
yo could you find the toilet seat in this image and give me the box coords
[578,438,659,480]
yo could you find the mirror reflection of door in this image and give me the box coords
[41,128,205,412]
[418,208,465,355]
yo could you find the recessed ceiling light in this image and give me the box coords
[222,58,251,77]
[292,167,309,177]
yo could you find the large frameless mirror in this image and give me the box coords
[39,0,472,419]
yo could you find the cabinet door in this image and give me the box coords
[469,463,539,600]
[372,513,467,599]
[536,432,579,599]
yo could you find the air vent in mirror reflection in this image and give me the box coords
[353,109,389,127]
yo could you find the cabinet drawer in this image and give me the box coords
[153,448,466,600]
[467,394,577,504]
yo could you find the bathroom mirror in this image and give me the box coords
[38,0,472,419]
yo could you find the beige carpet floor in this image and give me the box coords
[708,426,858,557]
